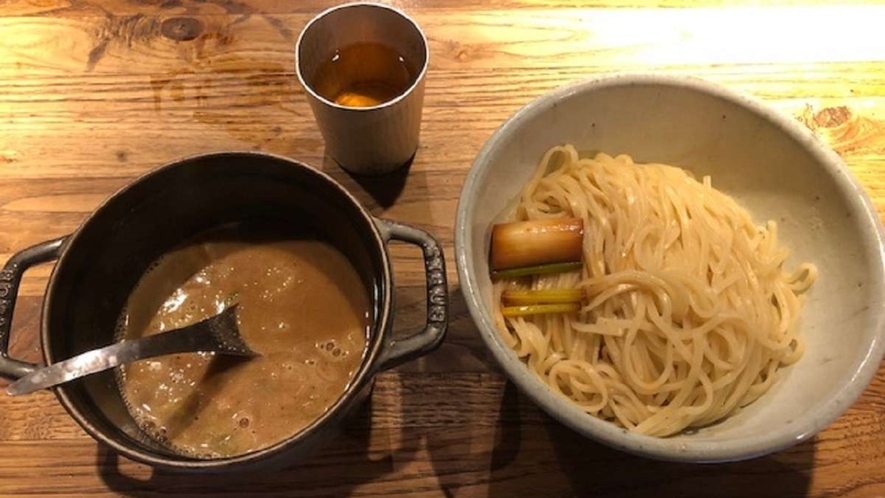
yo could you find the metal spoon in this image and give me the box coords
[6,305,257,396]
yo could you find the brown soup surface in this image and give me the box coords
[116,226,371,458]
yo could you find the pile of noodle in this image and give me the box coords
[492,145,817,437]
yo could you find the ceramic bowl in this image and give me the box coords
[455,74,885,462]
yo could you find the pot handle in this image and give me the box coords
[0,237,67,381]
[374,219,448,371]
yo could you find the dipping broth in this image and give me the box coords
[116,225,371,458]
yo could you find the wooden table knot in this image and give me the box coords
[161,17,205,42]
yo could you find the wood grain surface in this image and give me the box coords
[1,0,884,496]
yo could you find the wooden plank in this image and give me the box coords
[2,368,882,441]
[0,370,882,496]
[3,7,885,77]
[7,0,885,17]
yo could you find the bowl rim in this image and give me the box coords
[455,73,885,462]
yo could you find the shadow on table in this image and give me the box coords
[96,396,416,498]
[319,152,415,211]
[482,386,816,498]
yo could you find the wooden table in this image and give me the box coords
[1,1,883,496]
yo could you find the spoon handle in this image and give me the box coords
[5,312,250,396]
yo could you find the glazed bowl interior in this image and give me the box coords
[46,153,388,467]
[456,75,885,462]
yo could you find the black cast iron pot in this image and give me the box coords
[0,152,448,472]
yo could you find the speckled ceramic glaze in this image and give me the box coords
[455,74,885,462]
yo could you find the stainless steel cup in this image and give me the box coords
[296,2,429,175]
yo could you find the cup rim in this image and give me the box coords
[454,73,885,462]
[45,151,395,471]
[295,1,430,112]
